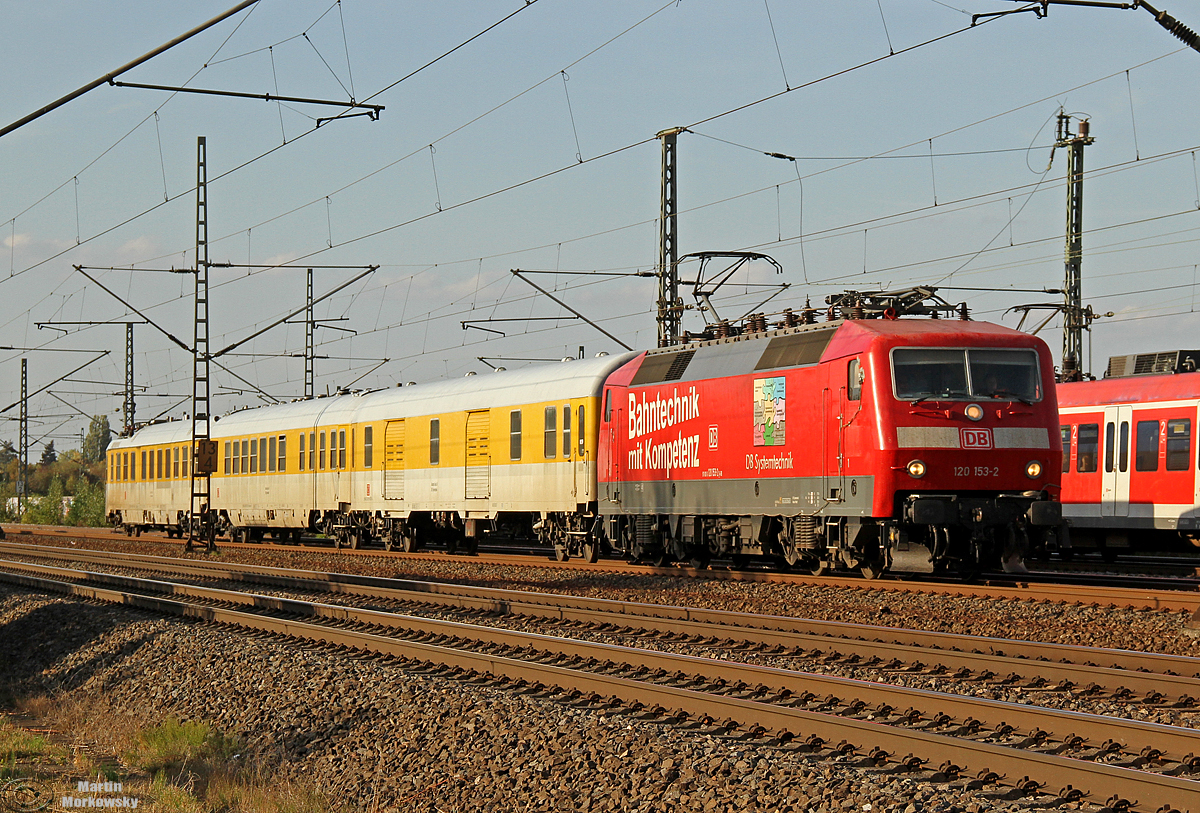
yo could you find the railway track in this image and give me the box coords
[0,542,1198,809]
[8,524,1200,613]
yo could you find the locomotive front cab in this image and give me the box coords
[879,340,1063,572]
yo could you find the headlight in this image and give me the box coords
[1025,460,1042,479]
[907,459,927,478]
[964,403,984,422]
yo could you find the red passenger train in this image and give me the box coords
[598,290,1063,576]
[107,287,1063,578]
[1057,350,1200,557]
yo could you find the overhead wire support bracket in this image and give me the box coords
[108,81,384,120]
[510,269,634,351]
[985,0,1200,52]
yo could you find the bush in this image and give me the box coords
[21,476,65,525]
[66,477,106,527]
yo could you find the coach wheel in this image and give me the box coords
[581,540,599,564]
[124,524,134,537]
[401,532,419,553]
[349,530,364,550]
[134,525,142,538]
[232,527,248,545]
[554,545,569,563]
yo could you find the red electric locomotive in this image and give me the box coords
[1057,349,1200,558]
[598,289,1063,577]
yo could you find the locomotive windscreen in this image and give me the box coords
[892,348,1041,401]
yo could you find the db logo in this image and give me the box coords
[708,425,719,450]
[960,428,993,449]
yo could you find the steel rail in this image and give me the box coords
[0,567,1194,811]
[2,554,1197,707]
[8,525,1199,611]
[1,541,1195,684]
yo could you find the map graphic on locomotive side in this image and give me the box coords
[753,376,786,447]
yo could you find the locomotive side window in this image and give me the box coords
[563,407,571,458]
[430,419,440,465]
[1077,424,1099,472]
[604,389,611,422]
[578,405,586,457]
[1119,422,1129,473]
[544,406,556,459]
[1060,426,1071,472]
[892,348,1040,401]
[510,410,522,461]
[363,427,372,468]
[1136,421,1159,472]
[848,359,862,401]
[1167,419,1191,470]
[1104,422,1115,473]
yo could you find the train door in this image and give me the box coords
[577,404,589,499]
[822,378,845,502]
[602,389,620,504]
[1101,405,1132,518]
[465,410,491,499]
[333,426,349,504]
[383,420,405,501]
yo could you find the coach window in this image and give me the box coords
[1167,419,1191,470]
[174,448,180,478]
[121,452,127,481]
[510,410,522,461]
[232,440,240,474]
[319,432,326,470]
[578,405,586,457]
[1104,422,1115,473]
[544,407,557,459]
[260,437,269,471]
[363,426,373,468]
[241,440,249,474]
[1119,422,1130,473]
[338,430,347,469]
[1077,424,1099,473]
[1060,426,1071,472]
[183,447,188,478]
[563,407,572,458]
[250,438,258,474]
[157,449,163,479]
[848,359,862,400]
[1136,420,1160,471]
[266,436,276,472]
[309,432,315,471]
[278,435,286,473]
[430,419,440,465]
[299,432,306,471]
[223,442,231,475]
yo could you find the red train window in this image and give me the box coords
[1059,426,1070,472]
[1104,422,1115,473]
[1119,422,1129,473]
[1136,421,1159,472]
[1167,419,1191,471]
[1077,424,1098,473]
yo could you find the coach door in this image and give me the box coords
[1101,405,1132,517]
[465,410,491,499]
[333,426,350,503]
[383,420,405,500]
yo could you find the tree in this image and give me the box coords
[66,478,105,527]
[40,441,56,466]
[81,415,112,464]
[23,476,65,525]
[0,440,15,467]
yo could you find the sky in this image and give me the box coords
[3,0,1200,453]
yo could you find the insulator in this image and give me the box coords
[825,306,838,321]
[850,304,864,320]
[782,308,799,328]
[747,313,767,332]
[1157,11,1200,50]
[958,303,970,321]
[716,320,732,338]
